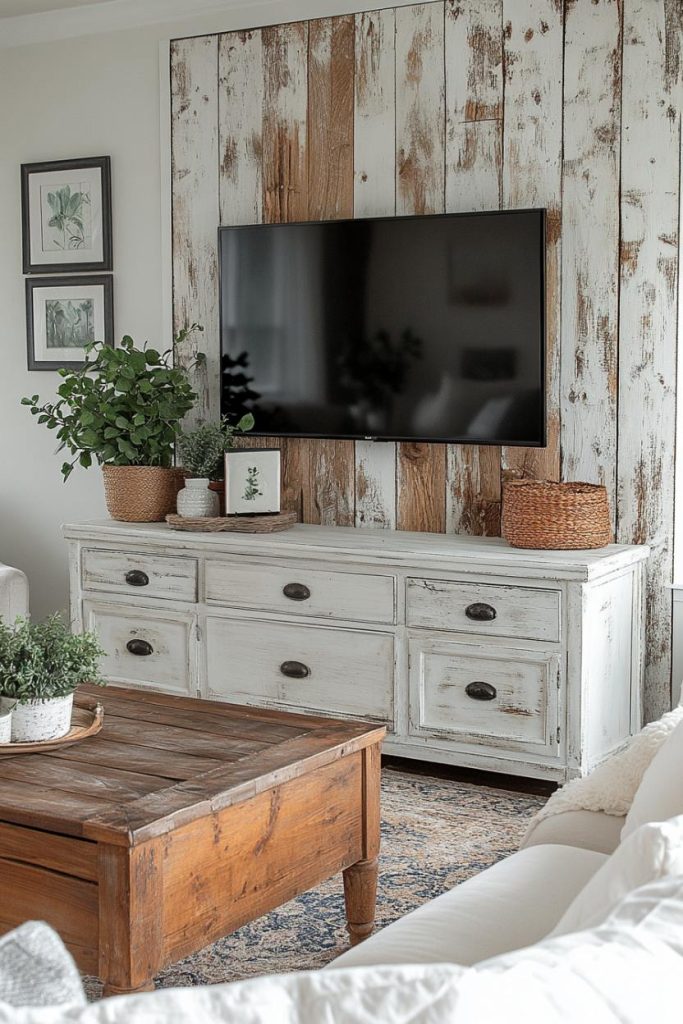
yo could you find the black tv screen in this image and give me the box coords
[219,208,546,445]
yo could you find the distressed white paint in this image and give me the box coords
[409,638,560,753]
[171,35,220,426]
[205,615,395,723]
[353,9,397,531]
[218,29,263,226]
[618,0,681,719]
[82,599,197,695]
[81,548,198,602]
[406,577,561,642]
[205,558,395,624]
[67,520,648,780]
[561,0,621,512]
[501,0,563,480]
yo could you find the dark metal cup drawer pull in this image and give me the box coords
[125,570,149,587]
[126,638,153,657]
[282,582,311,602]
[280,660,310,679]
[465,602,497,622]
[465,681,497,701]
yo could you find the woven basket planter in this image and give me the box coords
[502,480,612,550]
[102,465,184,523]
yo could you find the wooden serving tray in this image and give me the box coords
[0,696,103,755]
[165,512,298,533]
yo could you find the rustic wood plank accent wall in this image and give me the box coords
[170,0,683,719]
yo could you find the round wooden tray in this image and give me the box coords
[166,511,298,533]
[0,696,104,756]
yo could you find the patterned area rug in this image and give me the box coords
[85,765,544,998]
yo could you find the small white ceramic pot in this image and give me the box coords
[0,705,12,744]
[9,693,74,743]
[177,477,219,518]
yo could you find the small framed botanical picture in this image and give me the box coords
[21,156,112,274]
[26,275,113,370]
[225,448,281,515]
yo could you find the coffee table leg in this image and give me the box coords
[98,842,162,998]
[343,856,379,945]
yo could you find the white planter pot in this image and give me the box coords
[0,707,12,744]
[177,477,219,518]
[6,693,74,743]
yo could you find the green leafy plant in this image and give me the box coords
[46,185,90,250]
[0,615,105,702]
[177,413,255,480]
[243,466,263,501]
[22,325,203,481]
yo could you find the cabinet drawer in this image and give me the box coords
[82,601,194,695]
[406,578,561,643]
[205,561,395,624]
[82,549,197,602]
[206,617,394,724]
[409,639,560,755]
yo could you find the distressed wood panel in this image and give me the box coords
[561,0,621,521]
[354,9,397,529]
[261,22,310,519]
[445,0,503,535]
[307,16,356,526]
[618,0,681,719]
[218,30,263,226]
[395,2,447,533]
[171,35,220,427]
[501,0,563,482]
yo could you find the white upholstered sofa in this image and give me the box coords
[0,561,28,624]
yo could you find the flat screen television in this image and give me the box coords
[219,208,546,446]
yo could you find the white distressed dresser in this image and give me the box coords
[64,521,649,781]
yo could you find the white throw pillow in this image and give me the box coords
[522,703,683,844]
[549,814,683,936]
[622,719,683,839]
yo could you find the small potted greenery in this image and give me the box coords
[22,326,203,522]
[0,615,105,743]
[176,413,254,516]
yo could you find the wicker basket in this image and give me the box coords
[102,465,184,523]
[502,480,612,550]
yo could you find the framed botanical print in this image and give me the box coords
[21,156,112,274]
[225,449,281,515]
[26,275,113,370]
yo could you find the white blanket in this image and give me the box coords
[3,877,682,1024]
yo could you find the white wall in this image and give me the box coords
[0,0,404,620]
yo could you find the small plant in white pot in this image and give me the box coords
[0,615,105,743]
[176,414,254,516]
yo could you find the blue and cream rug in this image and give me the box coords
[86,766,544,997]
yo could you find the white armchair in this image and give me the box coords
[0,562,29,623]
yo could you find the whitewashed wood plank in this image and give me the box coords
[171,35,220,427]
[501,0,563,482]
[354,8,397,529]
[561,0,621,524]
[354,8,396,218]
[218,29,263,227]
[445,0,503,535]
[395,2,445,216]
[618,0,682,719]
[262,21,308,224]
[355,442,397,529]
[395,2,447,533]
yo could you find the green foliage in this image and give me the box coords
[0,615,105,702]
[22,326,203,481]
[177,413,255,480]
[243,466,263,501]
[46,185,89,250]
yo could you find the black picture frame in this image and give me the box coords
[26,274,114,371]
[21,156,112,274]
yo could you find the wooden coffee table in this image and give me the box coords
[0,686,384,995]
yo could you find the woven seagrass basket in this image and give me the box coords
[102,465,184,523]
[502,480,612,550]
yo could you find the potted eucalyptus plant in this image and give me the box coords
[176,413,254,516]
[0,615,105,743]
[22,325,203,522]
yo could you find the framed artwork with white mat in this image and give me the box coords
[21,156,112,274]
[26,275,113,370]
[225,448,281,515]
